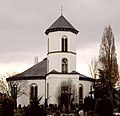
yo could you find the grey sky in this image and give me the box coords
[0,0,120,76]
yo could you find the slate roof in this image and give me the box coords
[6,57,93,82]
[79,73,94,82]
[45,15,79,35]
[6,58,47,81]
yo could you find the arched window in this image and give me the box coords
[62,58,68,73]
[79,84,83,101]
[30,83,38,100]
[62,36,68,52]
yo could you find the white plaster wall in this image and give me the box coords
[48,53,76,73]
[16,78,92,107]
[28,80,45,104]
[48,31,77,53]
[46,74,79,104]
[47,31,77,73]
[17,79,45,107]
[7,80,29,107]
[79,81,92,99]
[46,74,92,105]
[17,94,29,107]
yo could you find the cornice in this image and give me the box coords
[47,51,76,55]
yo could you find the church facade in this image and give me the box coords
[6,15,93,107]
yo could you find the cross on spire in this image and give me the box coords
[59,6,65,16]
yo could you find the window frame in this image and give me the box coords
[79,84,83,101]
[62,36,68,52]
[47,83,49,99]
[62,58,68,73]
[30,83,38,100]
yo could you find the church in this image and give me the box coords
[6,14,93,107]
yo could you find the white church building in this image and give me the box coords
[6,14,93,107]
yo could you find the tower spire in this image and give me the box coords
[59,6,64,16]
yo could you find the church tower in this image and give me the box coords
[45,15,80,104]
[45,15,79,73]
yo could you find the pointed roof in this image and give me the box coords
[45,15,79,35]
[6,58,47,81]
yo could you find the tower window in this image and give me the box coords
[30,83,38,100]
[62,36,68,52]
[62,58,68,73]
[47,59,49,73]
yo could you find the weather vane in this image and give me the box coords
[59,6,65,15]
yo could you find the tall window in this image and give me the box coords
[47,59,49,73]
[62,58,68,73]
[13,86,17,99]
[62,36,68,52]
[30,84,38,100]
[79,84,83,101]
[48,38,49,53]
[47,83,49,99]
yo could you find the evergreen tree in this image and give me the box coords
[92,26,120,115]
[98,25,119,91]
[94,26,120,115]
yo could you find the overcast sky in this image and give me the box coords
[0,0,120,76]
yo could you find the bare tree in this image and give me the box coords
[6,72,28,98]
[55,80,78,112]
[7,80,27,109]
[6,72,28,108]
[0,75,8,96]
[89,57,98,79]
[8,80,28,98]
